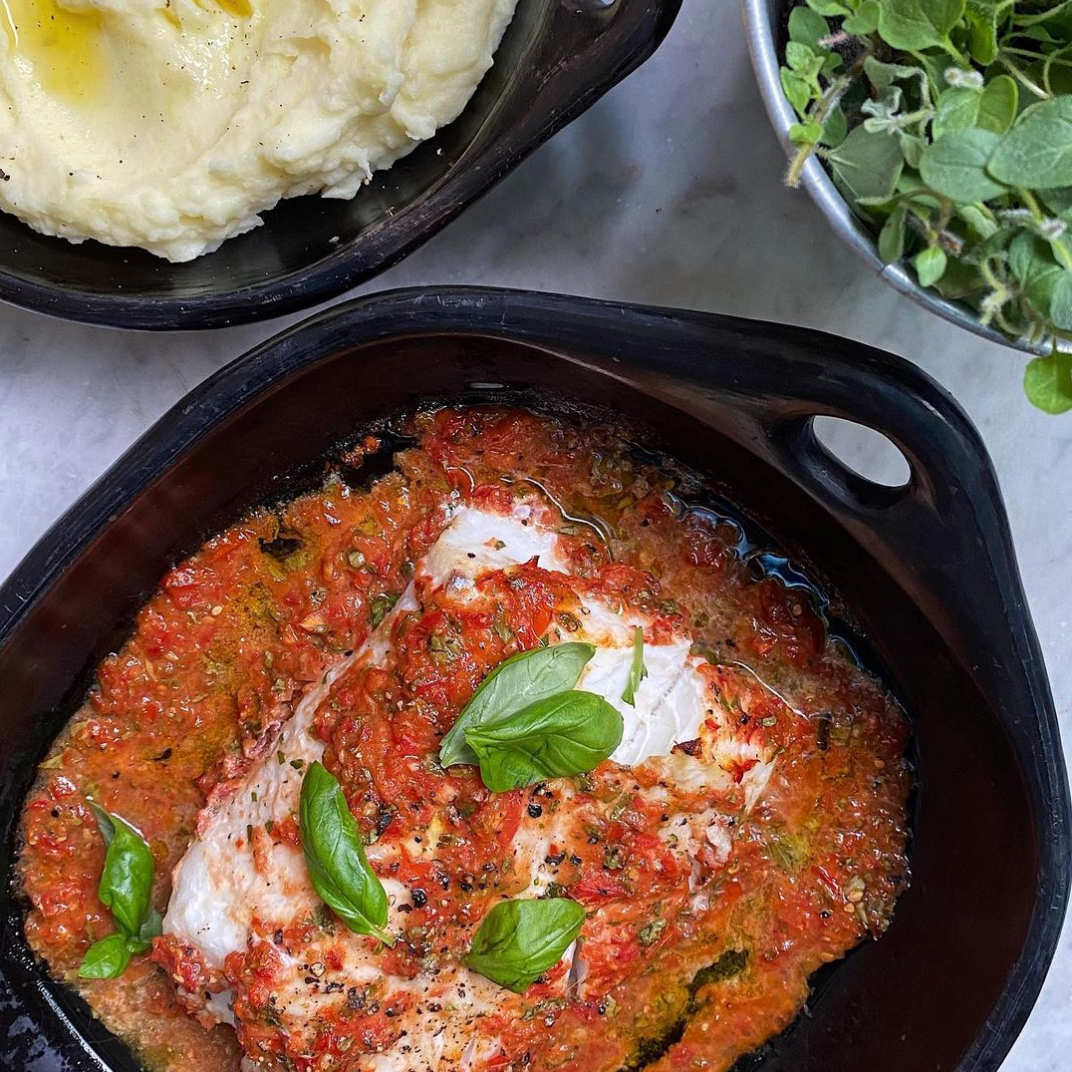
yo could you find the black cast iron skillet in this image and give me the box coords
[0,0,679,331]
[0,287,1068,1071]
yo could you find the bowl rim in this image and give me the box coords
[0,0,681,332]
[741,0,1046,358]
[1,286,1068,1072]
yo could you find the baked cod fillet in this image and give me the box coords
[158,497,784,1071]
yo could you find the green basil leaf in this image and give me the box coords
[878,204,908,262]
[919,129,1007,202]
[876,0,966,51]
[827,126,904,203]
[78,933,132,980]
[465,690,623,792]
[621,627,648,707]
[137,906,163,943]
[988,97,1072,190]
[89,803,154,939]
[1025,353,1072,414]
[440,642,595,768]
[465,898,586,993]
[299,761,392,945]
[844,0,880,35]
[913,246,948,287]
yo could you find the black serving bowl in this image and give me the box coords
[0,0,679,331]
[0,288,1068,1071]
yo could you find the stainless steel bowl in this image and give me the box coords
[742,0,1042,356]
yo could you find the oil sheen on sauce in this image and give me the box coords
[16,407,912,1072]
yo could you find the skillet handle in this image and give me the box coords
[745,337,1051,743]
[482,0,683,153]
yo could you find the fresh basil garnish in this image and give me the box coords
[464,690,623,792]
[78,803,159,980]
[621,626,648,707]
[465,897,586,993]
[79,933,133,980]
[299,761,393,946]
[440,642,595,768]
[89,803,155,937]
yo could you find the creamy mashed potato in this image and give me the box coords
[0,0,516,260]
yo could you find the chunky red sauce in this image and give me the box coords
[18,407,910,1072]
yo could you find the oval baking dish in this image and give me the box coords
[0,1,679,332]
[0,288,1068,1071]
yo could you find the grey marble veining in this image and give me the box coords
[0,0,1068,1065]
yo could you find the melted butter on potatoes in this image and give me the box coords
[0,0,516,261]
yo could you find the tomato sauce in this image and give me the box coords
[17,407,910,1072]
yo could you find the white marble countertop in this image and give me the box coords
[0,0,1068,1067]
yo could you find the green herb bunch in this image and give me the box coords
[780,0,1072,412]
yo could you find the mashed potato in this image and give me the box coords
[0,0,517,261]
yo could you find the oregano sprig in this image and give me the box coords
[779,0,1072,412]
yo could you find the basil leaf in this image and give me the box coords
[1025,353,1072,414]
[989,98,1072,190]
[465,691,623,792]
[440,642,595,768]
[920,129,1007,203]
[621,627,648,707]
[877,0,966,52]
[78,933,133,980]
[89,803,154,940]
[465,898,586,993]
[137,906,163,943]
[299,761,392,945]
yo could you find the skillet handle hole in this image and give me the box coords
[811,417,912,492]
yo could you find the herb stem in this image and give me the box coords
[998,55,1050,100]
[939,37,970,68]
[787,74,854,188]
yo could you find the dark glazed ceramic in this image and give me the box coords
[0,288,1068,1072]
[0,0,680,330]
